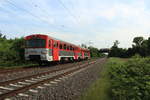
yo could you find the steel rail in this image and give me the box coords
[0,60,96,99]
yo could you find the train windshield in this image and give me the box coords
[26,39,46,48]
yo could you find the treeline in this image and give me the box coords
[109,37,150,57]
[80,44,106,58]
[0,33,25,66]
[88,46,106,58]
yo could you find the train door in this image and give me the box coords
[52,41,59,61]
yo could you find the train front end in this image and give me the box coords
[24,34,52,63]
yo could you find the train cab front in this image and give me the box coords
[24,34,52,62]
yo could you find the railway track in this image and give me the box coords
[0,60,97,100]
[0,62,73,75]
[0,60,91,83]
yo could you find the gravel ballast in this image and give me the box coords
[0,61,89,82]
[8,58,107,100]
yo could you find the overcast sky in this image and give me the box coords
[0,0,150,48]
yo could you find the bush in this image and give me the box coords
[108,58,150,100]
[0,37,27,67]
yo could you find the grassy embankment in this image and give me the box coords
[80,57,150,100]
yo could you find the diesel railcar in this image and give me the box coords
[25,34,90,64]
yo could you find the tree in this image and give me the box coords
[81,43,87,48]
[88,46,101,57]
[108,40,128,58]
[113,40,120,48]
[140,40,149,56]
[0,33,2,38]
[0,31,6,39]
[131,37,144,56]
[0,34,26,66]
[10,38,25,61]
[133,37,144,47]
[109,40,120,57]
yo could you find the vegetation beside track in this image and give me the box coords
[80,57,150,100]
[80,58,110,100]
[0,33,33,67]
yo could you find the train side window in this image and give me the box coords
[53,42,57,48]
[53,42,55,47]
[49,40,51,47]
[62,44,64,49]
[56,42,58,47]
[70,46,72,50]
[67,46,69,50]
[64,44,66,50]
[59,44,62,49]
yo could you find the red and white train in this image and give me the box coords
[25,34,90,64]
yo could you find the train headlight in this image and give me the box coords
[41,50,47,54]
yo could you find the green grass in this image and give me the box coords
[80,72,110,100]
[79,58,125,100]
[80,57,150,100]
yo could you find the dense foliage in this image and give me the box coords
[88,46,106,58]
[109,37,150,58]
[108,57,150,100]
[0,33,26,66]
